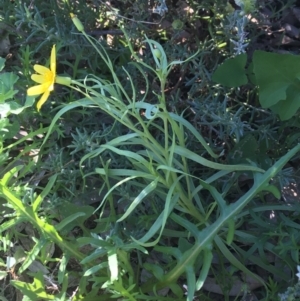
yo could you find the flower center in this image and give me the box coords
[45,70,54,82]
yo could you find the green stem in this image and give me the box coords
[3,126,50,151]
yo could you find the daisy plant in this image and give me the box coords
[27,45,71,111]
[25,13,300,301]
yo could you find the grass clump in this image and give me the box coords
[1,0,300,300]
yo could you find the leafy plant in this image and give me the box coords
[1,0,300,300]
[12,16,298,299]
[212,50,300,120]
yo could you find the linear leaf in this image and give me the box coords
[174,145,264,172]
[55,212,86,231]
[133,177,182,247]
[117,178,159,222]
[19,238,47,274]
[32,175,57,212]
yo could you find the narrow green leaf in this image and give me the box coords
[41,98,95,147]
[117,178,159,222]
[58,254,69,284]
[199,180,227,212]
[1,166,23,186]
[84,262,108,276]
[93,176,138,213]
[215,236,266,284]
[0,217,25,233]
[108,249,118,282]
[132,176,181,247]
[132,194,179,245]
[196,248,213,290]
[19,238,47,274]
[55,212,86,231]
[95,168,155,179]
[79,133,139,165]
[170,213,200,239]
[0,57,5,71]
[128,62,149,102]
[145,263,164,280]
[170,113,219,158]
[12,272,55,300]
[186,265,196,301]
[279,212,300,230]
[232,241,289,281]
[174,145,264,172]
[32,175,57,212]
[226,219,235,245]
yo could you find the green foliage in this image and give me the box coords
[253,51,300,120]
[28,23,299,299]
[1,0,300,300]
[212,53,248,87]
[0,57,33,117]
[213,50,300,120]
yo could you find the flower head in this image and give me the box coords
[27,45,56,111]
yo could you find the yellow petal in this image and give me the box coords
[48,83,54,91]
[50,45,56,76]
[31,74,47,84]
[34,64,50,75]
[36,90,50,111]
[27,83,50,95]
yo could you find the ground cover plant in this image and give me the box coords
[1,0,300,300]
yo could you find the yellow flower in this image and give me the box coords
[27,45,56,111]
